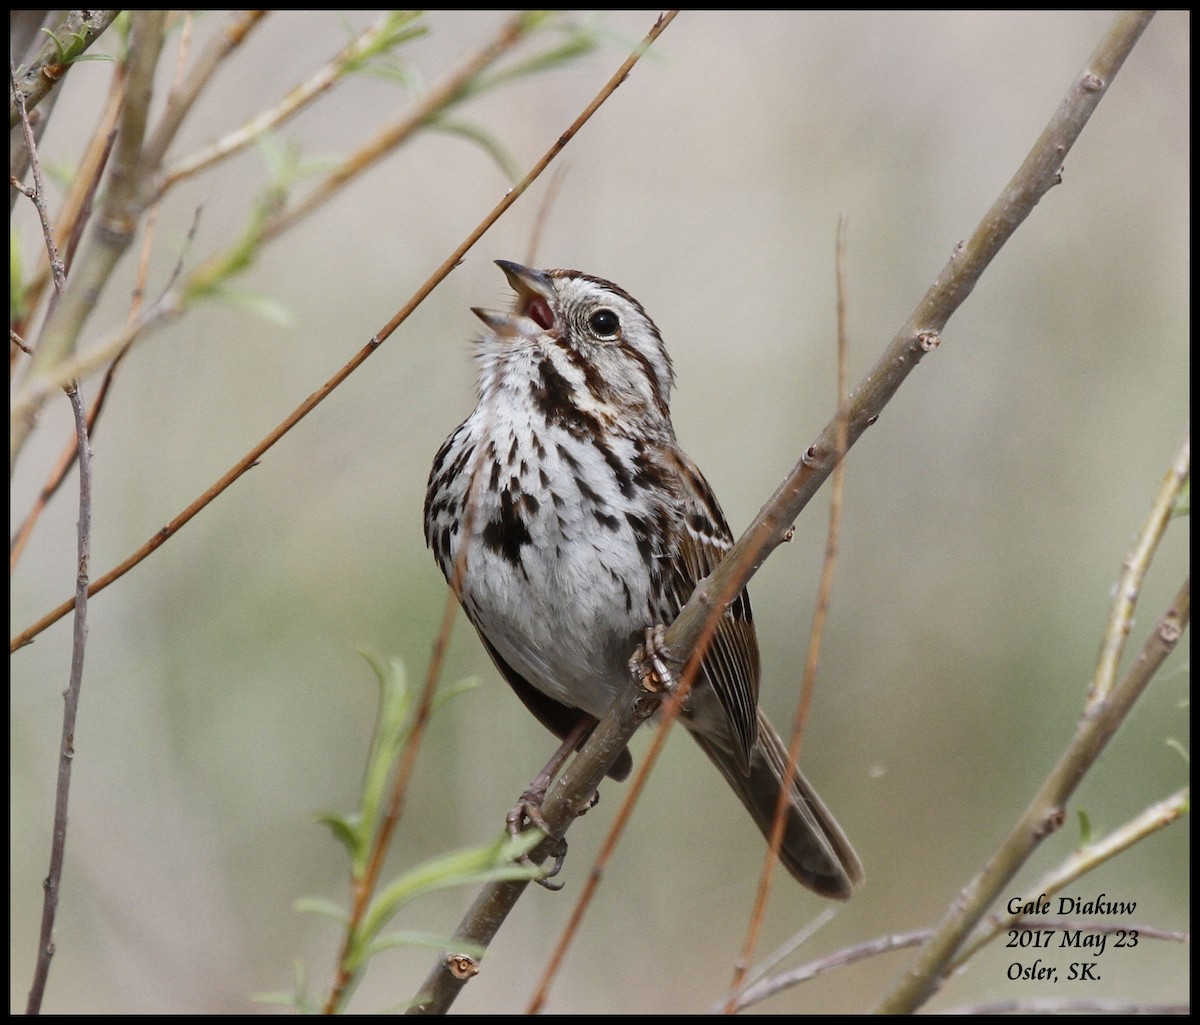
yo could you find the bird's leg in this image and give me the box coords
[506,714,597,889]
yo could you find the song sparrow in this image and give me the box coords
[424,260,863,899]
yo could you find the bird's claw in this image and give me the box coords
[507,790,567,890]
[629,624,677,693]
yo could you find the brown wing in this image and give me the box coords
[663,450,760,771]
[477,634,634,782]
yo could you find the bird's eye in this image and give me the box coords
[588,308,620,338]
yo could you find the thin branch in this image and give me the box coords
[727,214,854,1010]
[1088,432,1190,710]
[140,10,268,174]
[874,564,1189,1013]
[250,10,533,250]
[321,582,465,1014]
[409,10,1157,1015]
[956,786,1190,966]
[11,9,677,653]
[25,382,93,1013]
[154,11,402,189]
[10,59,66,294]
[14,31,98,1008]
[724,928,934,1012]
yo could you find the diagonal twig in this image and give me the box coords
[11,11,615,647]
[726,212,854,1007]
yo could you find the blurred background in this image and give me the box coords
[10,10,1188,1014]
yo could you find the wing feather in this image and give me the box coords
[663,451,760,770]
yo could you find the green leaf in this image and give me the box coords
[355,833,544,956]
[425,118,522,185]
[365,930,486,958]
[254,959,319,1013]
[341,11,429,76]
[63,53,115,64]
[206,286,293,326]
[354,652,413,861]
[314,810,364,861]
[1172,477,1189,518]
[295,896,350,922]
[10,232,26,323]
[430,675,480,714]
[1076,808,1093,846]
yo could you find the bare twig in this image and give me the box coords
[726,214,854,1010]
[14,39,98,1008]
[725,919,1187,1014]
[723,928,933,1012]
[1088,436,1188,711]
[25,383,93,1013]
[10,59,66,295]
[140,10,268,174]
[13,58,124,329]
[11,10,676,652]
[155,11,402,189]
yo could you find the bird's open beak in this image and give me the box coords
[471,260,556,337]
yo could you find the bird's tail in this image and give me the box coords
[688,708,863,900]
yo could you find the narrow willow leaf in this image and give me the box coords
[295,896,350,922]
[1076,808,1093,846]
[425,118,521,184]
[314,810,364,861]
[357,833,544,947]
[365,931,486,957]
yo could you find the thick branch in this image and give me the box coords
[406,8,1156,1014]
[12,10,168,473]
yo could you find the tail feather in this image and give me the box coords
[688,708,863,900]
